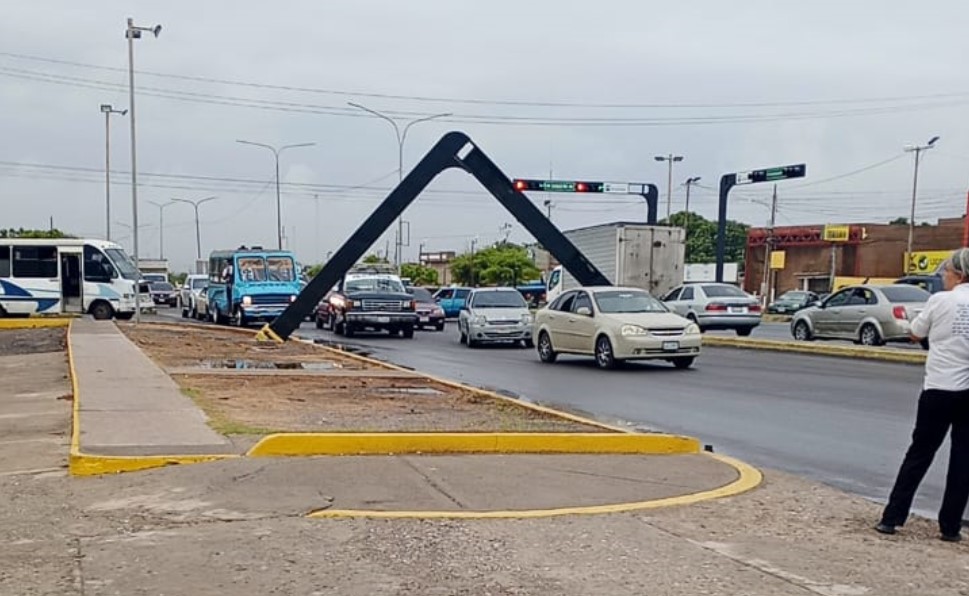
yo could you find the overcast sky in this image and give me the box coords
[2,1,969,272]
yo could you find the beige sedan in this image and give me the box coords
[533,286,702,369]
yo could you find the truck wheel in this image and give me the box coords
[334,316,345,335]
[315,316,324,329]
[89,301,113,321]
[402,326,415,339]
[344,323,355,338]
[234,309,248,328]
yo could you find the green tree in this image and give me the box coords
[400,262,439,286]
[889,217,908,225]
[170,272,188,286]
[362,253,389,264]
[450,243,540,287]
[663,212,749,265]
[304,262,325,279]
[0,228,74,239]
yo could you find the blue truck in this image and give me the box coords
[205,246,301,326]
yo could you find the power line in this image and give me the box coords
[4,49,969,110]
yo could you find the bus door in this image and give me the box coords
[60,248,83,313]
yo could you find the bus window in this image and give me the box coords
[267,256,295,282]
[12,246,57,278]
[0,246,9,277]
[83,245,114,282]
[236,257,266,282]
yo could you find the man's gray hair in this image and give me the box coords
[949,248,969,276]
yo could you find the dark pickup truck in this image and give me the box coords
[323,272,417,338]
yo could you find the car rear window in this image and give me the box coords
[880,286,931,303]
[702,284,747,298]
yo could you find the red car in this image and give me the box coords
[408,287,446,331]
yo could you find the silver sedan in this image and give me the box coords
[790,284,930,346]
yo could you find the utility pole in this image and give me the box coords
[763,184,778,303]
[470,237,478,287]
[313,193,320,261]
[100,104,127,241]
[683,176,701,252]
[904,136,940,271]
[147,200,174,259]
[172,196,217,260]
[655,154,684,220]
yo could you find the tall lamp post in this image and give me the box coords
[904,135,940,271]
[655,153,684,220]
[235,140,315,251]
[172,196,217,261]
[682,176,701,249]
[99,104,127,241]
[125,17,162,324]
[347,102,451,268]
[146,200,174,259]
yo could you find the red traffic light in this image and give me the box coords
[576,182,587,192]
[514,179,527,191]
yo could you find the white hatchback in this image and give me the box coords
[458,287,534,348]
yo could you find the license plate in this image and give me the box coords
[729,307,747,314]
[662,341,679,352]
[376,316,390,323]
[419,316,430,323]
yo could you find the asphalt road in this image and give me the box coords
[155,308,949,519]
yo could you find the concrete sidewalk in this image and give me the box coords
[70,318,236,456]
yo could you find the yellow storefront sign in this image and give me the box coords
[823,225,850,242]
[769,250,786,270]
[905,250,953,274]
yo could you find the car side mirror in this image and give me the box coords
[576,306,592,317]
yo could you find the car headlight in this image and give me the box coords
[621,325,649,336]
[433,306,444,315]
[472,315,487,325]
[685,323,700,335]
[520,313,533,324]
[290,295,297,303]
[242,295,252,306]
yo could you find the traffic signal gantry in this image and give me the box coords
[716,164,806,282]
[512,179,660,225]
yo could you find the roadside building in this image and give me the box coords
[744,216,966,296]
[419,250,456,286]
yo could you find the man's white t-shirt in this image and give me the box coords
[911,284,969,391]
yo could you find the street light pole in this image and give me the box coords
[904,136,940,271]
[236,140,315,250]
[655,153,684,220]
[100,104,127,241]
[125,17,161,324]
[682,176,701,251]
[172,197,217,261]
[146,200,174,259]
[347,102,451,269]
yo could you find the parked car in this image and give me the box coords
[148,281,178,307]
[534,286,701,369]
[178,274,209,319]
[661,283,762,336]
[325,272,417,338]
[433,286,472,317]
[458,287,534,348]
[408,287,446,331]
[895,274,944,294]
[767,290,819,315]
[790,284,931,346]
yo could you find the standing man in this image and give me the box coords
[877,248,969,542]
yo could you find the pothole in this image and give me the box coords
[200,359,344,371]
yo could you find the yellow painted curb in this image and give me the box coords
[306,451,763,519]
[67,320,237,476]
[761,314,792,323]
[0,317,72,329]
[247,432,700,457]
[702,335,926,364]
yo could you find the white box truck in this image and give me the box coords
[546,222,685,302]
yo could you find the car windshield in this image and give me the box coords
[702,284,747,298]
[880,286,931,303]
[236,257,267,282]
[345,277,406,293]
[190,278,207,290]
[104,248,140,280]
[471,290,527,308]
[150,281,174,291]
[594,290,668,313]
[408,287,435,302]
[267,256,295,281]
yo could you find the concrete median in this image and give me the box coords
[702,335,926,364]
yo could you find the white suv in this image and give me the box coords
[178,274,209,319]
[458,287,534,348]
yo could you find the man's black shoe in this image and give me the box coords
[874,523,897,535]
[940,533,962,543]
